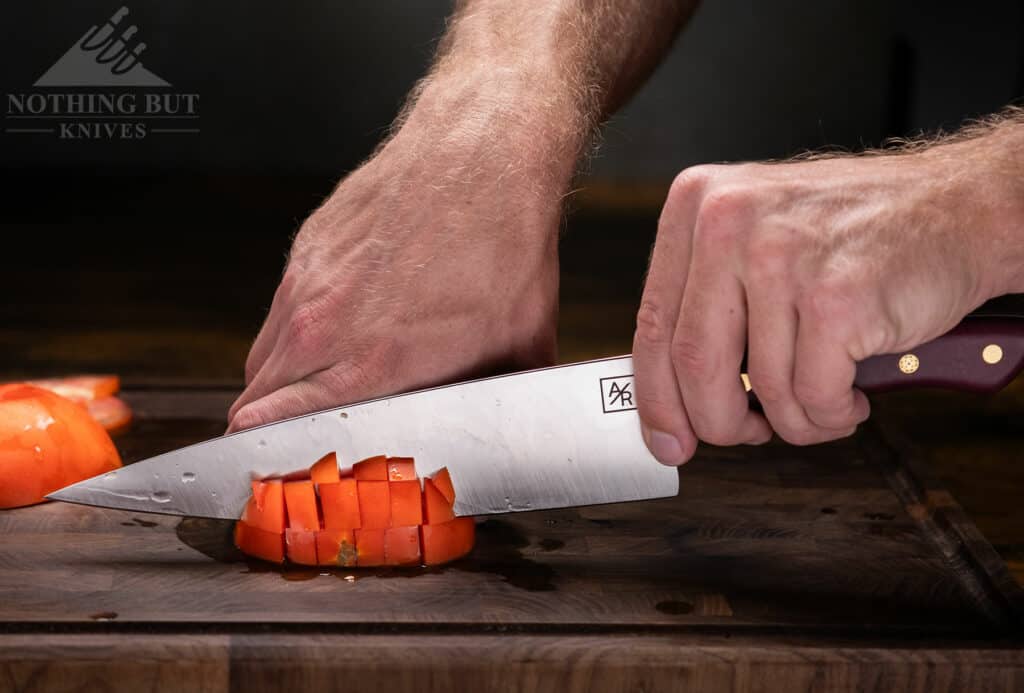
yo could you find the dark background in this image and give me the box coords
[2,0,1024,383]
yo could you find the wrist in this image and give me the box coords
[921,124,1024,300]
[394,61,590,193]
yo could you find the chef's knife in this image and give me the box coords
[48,315,1024,520]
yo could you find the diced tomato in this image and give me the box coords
[234,456,470,568]
[319,479,361,529]
[357,480,391,529]
[316,529,357,567]
[0,384,122,509]
[389,480,423,527]
[355,528,386,566]
[241,480,285,534]
[384,526,422,566]
[421,517,475,565]
[234,521,284,563]
[285,529,318,565]
[283,480,318,531]
[422,478,455,525]
[430,467,456,506]
[352,455,388,480]
[26,375,120,402]
[387,457,416,481]
[310,451,340,485]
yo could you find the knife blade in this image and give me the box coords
[48,355,678,519]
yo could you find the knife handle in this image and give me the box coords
[852,316,1024,394]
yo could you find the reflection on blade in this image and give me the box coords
[48,356,679,519]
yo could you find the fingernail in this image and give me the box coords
[648,429,686,466]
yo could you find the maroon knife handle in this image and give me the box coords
[853,316,1024,394]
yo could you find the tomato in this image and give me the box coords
[310,451,340,485]
[86,397,132,435]
[421,517,476,566]
[283,480,319,531]
[26,375,120,402]
[0,384,122,509]
[234,456,474,568]
[422,478,455,525]
[18,375,132,435]
[352,455,388,480]
[320,479,361,529]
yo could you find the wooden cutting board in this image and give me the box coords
[1,387,1022,692]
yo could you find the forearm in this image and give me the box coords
[390,0,697,196]
[917,108,1024,299]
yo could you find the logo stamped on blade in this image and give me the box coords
[600,375,636,413]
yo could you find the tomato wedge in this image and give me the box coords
[86,397,132,435]
[26,375,120,402]
[0,384,122,509]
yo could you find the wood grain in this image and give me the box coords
[1,388,1022,691]
[2,633,1022,693]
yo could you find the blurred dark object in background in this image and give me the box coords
[1,0,1023,382]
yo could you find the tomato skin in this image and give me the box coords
[421,517,476,566]
[0,384,122,509]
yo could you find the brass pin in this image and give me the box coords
[982,344,1003,365]
[740,373,752,392]
[898,353,920,375]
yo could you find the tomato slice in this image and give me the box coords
[234,522,284,563]
[310,451,340,485]
[384,526,422,566]
[241,480,285,534]
[319,479,361,529]
[421,517,475,565]
[0,384,122,508]
[357,480,391,529]
[355,528,386,566]
[389,480,423,527]
[430,467,456,506]
[316,529,357,567]
[422,478,455,525]
[353,455,388,480]
[285,529,318,565]
[283,480,319,531]
[386,457,416,481]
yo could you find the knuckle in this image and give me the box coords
[746,232,794,286]
[284,302,327,352]
[668,166,714,202]
[229,406,264,433]
[746,371,787,406]
[792,378,835,412]
[634,301,673,349]
[670,335,715,381]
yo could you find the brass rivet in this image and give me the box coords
[898,353,920,375]
[740,373,752,392]
[982,344,1003,365]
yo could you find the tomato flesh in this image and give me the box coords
[310,452,340,485]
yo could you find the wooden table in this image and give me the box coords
[2,387,1022,692]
